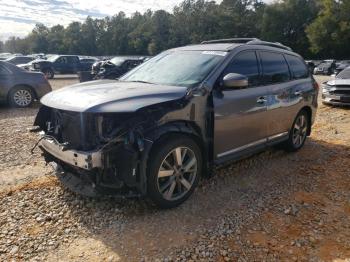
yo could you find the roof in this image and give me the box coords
[173,38,293,53]
[175,43,242,52]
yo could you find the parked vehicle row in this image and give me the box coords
[32,38,319,208]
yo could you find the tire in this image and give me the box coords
[282,110,309,152]
[147,134,202,209]
[8,86,34,108]
[43,68,54,79]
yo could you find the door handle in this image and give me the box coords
[294,90,302,96]
[256,96,267,104]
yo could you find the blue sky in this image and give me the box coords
[0,0,273,41]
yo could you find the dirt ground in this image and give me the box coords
[0,75,350,261]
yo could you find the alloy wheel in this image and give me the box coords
[157,147,198,201]
[292,114,308,147]
[13,89,32,107]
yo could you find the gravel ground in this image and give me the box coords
[1,75,350,261]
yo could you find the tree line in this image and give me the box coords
[1,0,349,59]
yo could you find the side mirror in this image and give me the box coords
[223,73,248,89]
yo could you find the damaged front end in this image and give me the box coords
[33,106,155,197]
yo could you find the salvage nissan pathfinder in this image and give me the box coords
[33,38,318,208]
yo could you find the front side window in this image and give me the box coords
[121,51,226,87]
[222,51,260,87]
[260,51,290,85]
[285,55,308,79]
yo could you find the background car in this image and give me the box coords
[26,55,81,79]
[0,53,12,61]
[322,66,350,106]
[334,60,350,75]
[79,57,100,72]
[5,55,35,65]
[93,56,147,80]
[313,59,336,75]
[0,61,52,107]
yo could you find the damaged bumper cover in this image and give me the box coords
[38,138,103,170]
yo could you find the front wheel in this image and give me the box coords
[8,86,34,107]
[283,110,309,152]
[147,135,202,209]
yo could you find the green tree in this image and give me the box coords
[28,23,50,53]
[306,0,350,58]
[261,0,318,57]
[63,22,83,54]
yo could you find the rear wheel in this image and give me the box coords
[8,86,34,108]
[283,110,309,152]
[147,134,202,209]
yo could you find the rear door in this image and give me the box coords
[284,54,313,125]
[258,51,293,140]
[213,50,269,159]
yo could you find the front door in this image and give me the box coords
[213,50,269,159]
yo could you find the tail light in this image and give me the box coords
[312,79,319,91]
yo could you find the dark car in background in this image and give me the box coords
[92,56,146,80]
[334,60,350,75]
[33,38,318,208]
[322,66,350,106]
[25,55,81,79]
[0,61,51,107]
[79,57,100,72]
[5,56,35,65]
[313,60,336,75]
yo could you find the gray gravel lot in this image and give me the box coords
[1,75,350,261]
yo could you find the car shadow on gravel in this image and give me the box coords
[53,137,350,260]
[0,102,41,120]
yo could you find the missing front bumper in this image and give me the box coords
[39,138,103,170]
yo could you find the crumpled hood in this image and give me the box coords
[40,80,189,113]
[327,79,350,86]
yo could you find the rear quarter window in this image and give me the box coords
[285,55,309,79]
[260,51,290,85]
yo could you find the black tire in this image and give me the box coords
[43,68,54,79]
[147,134,202,209]
[282,110,309,152]
[8,86,34,108]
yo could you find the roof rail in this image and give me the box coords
[200,38,292,51]
[247,39,292,51]
[201,38,260,44]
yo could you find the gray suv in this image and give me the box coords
[33,38,318,208]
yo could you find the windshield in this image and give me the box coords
[120,51,226,87]
[47,55,59,62]
[110,57,127,66]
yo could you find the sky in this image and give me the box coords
[0,0,273,41]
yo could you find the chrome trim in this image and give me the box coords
[217,138,266,158]
[39,138,103,170]
[267,132,289,141]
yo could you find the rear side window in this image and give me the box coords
[223,51,260,87]
[285,55,308,79]
[260,52,290,84]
